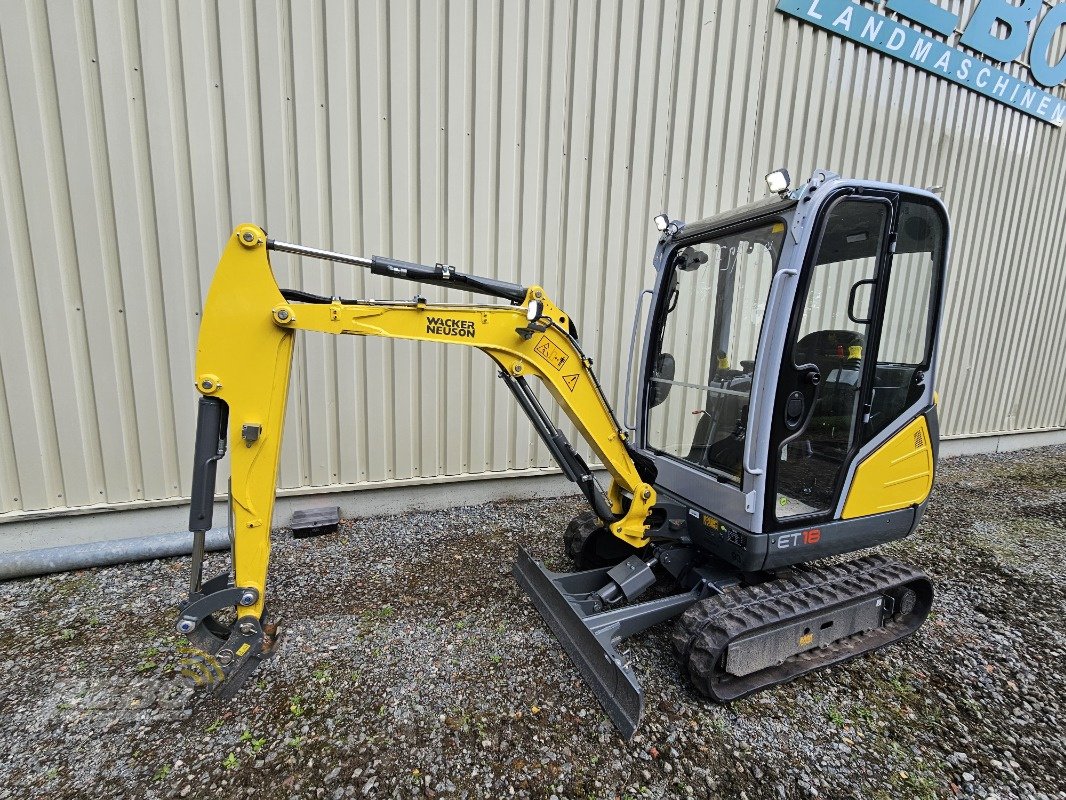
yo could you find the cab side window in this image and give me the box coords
[867,201,942,439]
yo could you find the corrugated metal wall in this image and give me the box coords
[1,0,1064,519]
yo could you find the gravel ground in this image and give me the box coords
[0,445,1064,800]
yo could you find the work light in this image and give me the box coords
[765,168,791,195]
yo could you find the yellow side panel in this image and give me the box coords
[842,415,934,519]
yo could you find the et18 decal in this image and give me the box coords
[775,528,821,549]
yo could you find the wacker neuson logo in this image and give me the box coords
[426,316,476,338]
[777,0,1066,126]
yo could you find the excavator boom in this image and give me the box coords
[178,224,657,699]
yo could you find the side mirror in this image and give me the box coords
[649,352,675,407]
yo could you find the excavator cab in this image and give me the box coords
[634,169,947,569]
[176,167,949,740]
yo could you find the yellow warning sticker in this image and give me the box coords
[798,632,813,647]
[236,643,251,656]
[533,337,568,371]
[562,374,579,392]
[771,222,785,233]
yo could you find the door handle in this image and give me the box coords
[848,278,877,324]
[784,391,805,428]
[784,364,821,432]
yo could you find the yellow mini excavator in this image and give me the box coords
[177,169,948,738]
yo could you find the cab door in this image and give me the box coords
[767,192,945,530]
[641,219,789,530]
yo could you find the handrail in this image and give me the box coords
[743,268,798,476]
[623,290,653,431]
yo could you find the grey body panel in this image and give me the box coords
[651,457,753,529]
[677,493,916,572]
[759,508,917,570]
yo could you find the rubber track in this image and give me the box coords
[671,554,932,701]
[563,510,640,569]
[563,510,602,566]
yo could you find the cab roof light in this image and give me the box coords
[765,168,791,196]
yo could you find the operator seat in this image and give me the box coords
[793,329,865,379]
[793,329,865,453]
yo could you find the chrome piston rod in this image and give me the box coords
[267,238,373,269]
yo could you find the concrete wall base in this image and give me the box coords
[939,428,1066,457]
[1,428,1062,558]
[0,469,584,556]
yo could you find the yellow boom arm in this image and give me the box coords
[178,225,655,676]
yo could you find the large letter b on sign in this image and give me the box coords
[960,0,1042,63]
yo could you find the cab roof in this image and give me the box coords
[677,194,797,242]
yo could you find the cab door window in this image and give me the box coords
[645,223,785,486]
[775,198,889,520]
[867,200,943,438]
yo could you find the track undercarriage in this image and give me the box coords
[514,517,933,738]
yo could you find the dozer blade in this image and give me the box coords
[513,548,642,738]
[513,547,700,739]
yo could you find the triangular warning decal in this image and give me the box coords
[563,374,579,391]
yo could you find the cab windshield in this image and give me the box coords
[645,221,787,485]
